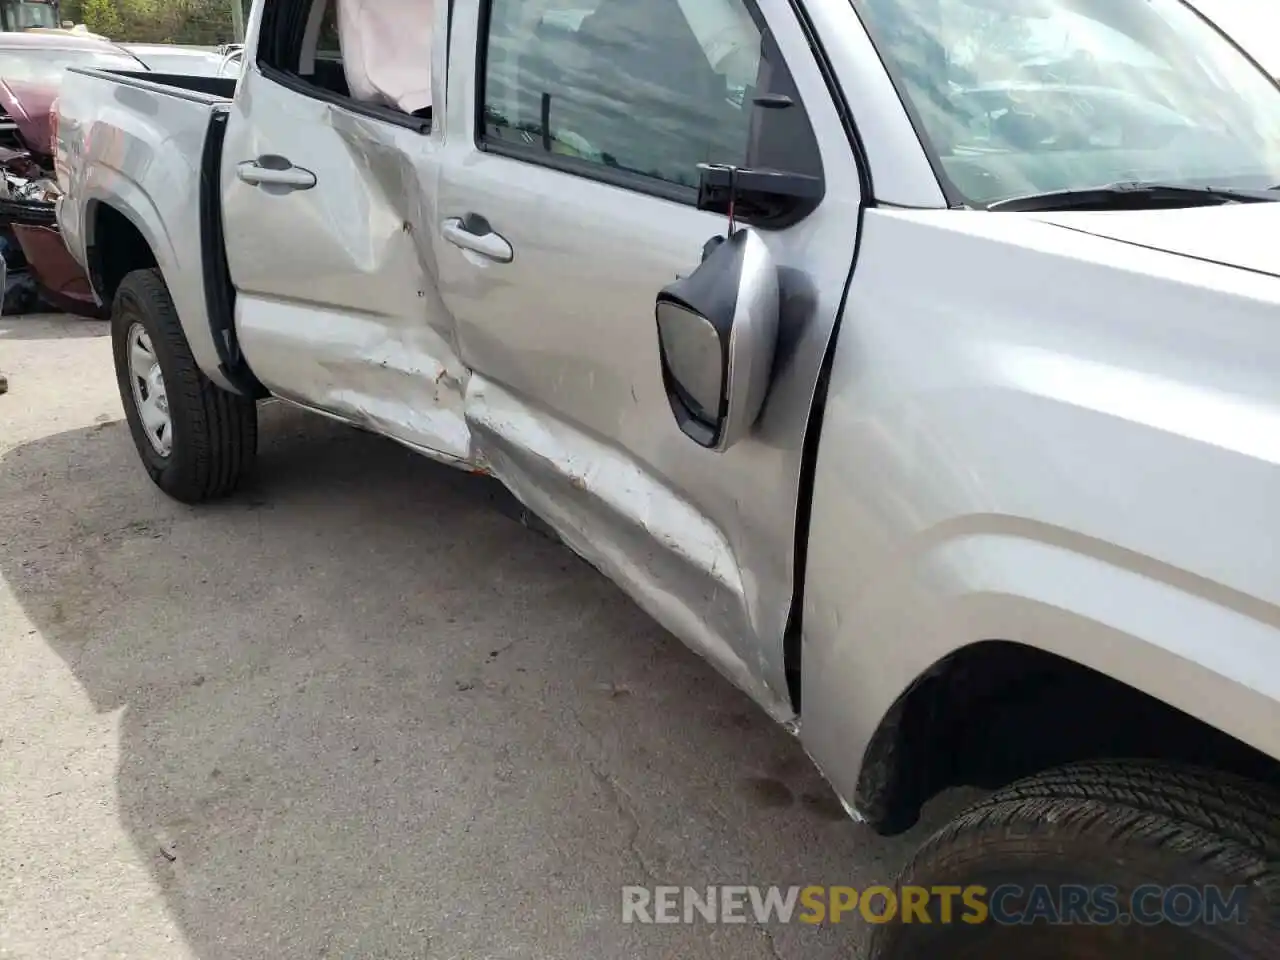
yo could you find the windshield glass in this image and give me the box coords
[851,0,1280,205]
[0,48,143,86]
[1188,0,1280,78]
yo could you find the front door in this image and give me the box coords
[221,0,471,462]
[435,0,864,714]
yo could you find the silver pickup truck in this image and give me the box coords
[54,0,1280,953]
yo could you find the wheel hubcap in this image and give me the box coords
[127,323,172,457]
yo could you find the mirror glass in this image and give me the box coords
[656,301,723,425]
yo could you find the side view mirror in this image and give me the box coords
[654,228,780,451]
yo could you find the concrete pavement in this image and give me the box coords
[0,315,942,959]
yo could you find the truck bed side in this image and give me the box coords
[56,69,249,394]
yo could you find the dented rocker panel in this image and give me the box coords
[463,374,778,709]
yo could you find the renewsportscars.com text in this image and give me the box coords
[621,884,1251,926]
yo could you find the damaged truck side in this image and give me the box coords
[55,0,1280,954]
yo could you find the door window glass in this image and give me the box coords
[480,0,822,193]
[318,0,342,60]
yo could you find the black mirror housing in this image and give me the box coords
[696,163,823,230]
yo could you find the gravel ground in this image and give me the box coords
[0,315,945,960]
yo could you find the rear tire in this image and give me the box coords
[868,761,1280,960]
[112,268,257,503]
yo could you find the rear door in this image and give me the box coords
[435,0,863,714]
[220,0,472,462]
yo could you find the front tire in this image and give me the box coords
[869,761,1280,960]
[112,268,257,503]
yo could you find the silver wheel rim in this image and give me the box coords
[127,322,172,457]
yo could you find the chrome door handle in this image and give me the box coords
[236,157,317,190]
[441,215,513,263]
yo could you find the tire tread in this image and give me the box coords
[969,760,1280,857]
[870,761,1280,959]
[113,268,257,502]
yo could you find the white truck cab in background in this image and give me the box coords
[53,0,1280,954]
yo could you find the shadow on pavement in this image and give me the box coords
[0,316,108,341]
[0,402,930,959]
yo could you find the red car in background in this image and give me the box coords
[0,31,148,316]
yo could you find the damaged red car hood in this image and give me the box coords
[0,77,54,159]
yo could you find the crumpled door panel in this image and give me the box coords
[225,83,472,464]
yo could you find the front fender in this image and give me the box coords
[801,526,1280,820]
[798,206,1280,820]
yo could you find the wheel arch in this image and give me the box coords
[800,529,1280,836]
[82,110,266,402]
[851,638,1280,835]
[86,199,159,306]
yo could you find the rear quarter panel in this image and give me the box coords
[57,68,233,388]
